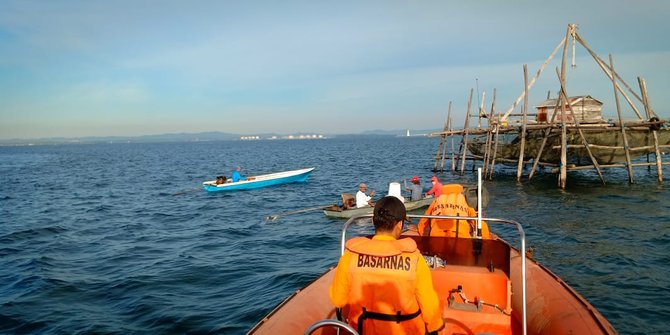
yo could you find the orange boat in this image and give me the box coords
[248,172,616,335]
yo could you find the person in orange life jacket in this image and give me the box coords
[425,176,443,198]
[329,196,444,335]
[418,184,491,238]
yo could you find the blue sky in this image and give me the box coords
[1,1,668,139]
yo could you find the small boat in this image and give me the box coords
[203,167,314,192]
[248,171,616,335]
[323,196,434,219]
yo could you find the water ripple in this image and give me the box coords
[0,139,668,334]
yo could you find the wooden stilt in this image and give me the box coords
[483,89,497,177]
[558,25,573,189]
[440,102,453,172]
[610,55,635,184]
[488,113,501,180]
[555,68,606,185]
[529,99,562,181]
[638,77,663,184]
[478,92,486,128]
[433,139,442,172]
[516,65,529,182]
[559,107,567,189]
[459,89,474,175]
[434,103,450,172]
[450,113,456,172]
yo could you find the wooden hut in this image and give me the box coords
[535,95,604,124]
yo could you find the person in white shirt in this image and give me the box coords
[356,183,376,208]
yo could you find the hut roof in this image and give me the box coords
[535,95,603,109]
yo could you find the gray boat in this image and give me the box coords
[323,196,434,219]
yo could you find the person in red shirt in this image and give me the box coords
[425,176,443,197]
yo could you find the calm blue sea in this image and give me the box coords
[1,137,668,334]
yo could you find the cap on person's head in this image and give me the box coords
[359,183,367,189]
[374,196,407,223]
[411,176,420,183]
[431,176,438,183]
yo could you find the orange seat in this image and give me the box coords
[432,265,513,334]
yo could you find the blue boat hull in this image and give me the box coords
[203,168,314,192]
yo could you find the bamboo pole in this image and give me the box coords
[559,99,567,188]
[450,114,456,172]
[638,77,663,184]
[554,24,576,189]
[558,25,572,189]
[488,113,501,180]
[574,32,644,119]
[516,65,529,182]
[459,89,474,175]
[433,138,442,171]
[528,90,564,181]
[609,55,635,183]
[434,103,450,172]
[558,161,670,172]
[428,120,658,137]
[573,32,644,104]
[483,89,497,176]
[555,68,605,185]
[478,92,486,128]
[482,126,492,177]
[552,143,670,151]
[501,35,567,122]
[440,102,453,172]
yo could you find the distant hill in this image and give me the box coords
[0,132,240,146]
[0,129,442,146]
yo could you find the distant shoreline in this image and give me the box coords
[0,130,438,147]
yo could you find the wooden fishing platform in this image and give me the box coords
[430,24,668,189]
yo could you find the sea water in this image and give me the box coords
[1,137,668,334]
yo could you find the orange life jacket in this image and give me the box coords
[418,184,491,238]
[342,236,426,335]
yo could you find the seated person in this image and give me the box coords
[329,196,444,335]
[426,176,443,197]
[232,166,247,182]
[418,184,491,238]
[215,176,227,185]
[341,193,355,209]
[355,183,375,208]
[405,176,424,201]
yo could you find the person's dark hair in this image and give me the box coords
[373,196,407,231]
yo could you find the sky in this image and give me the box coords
[1,0,669,140]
